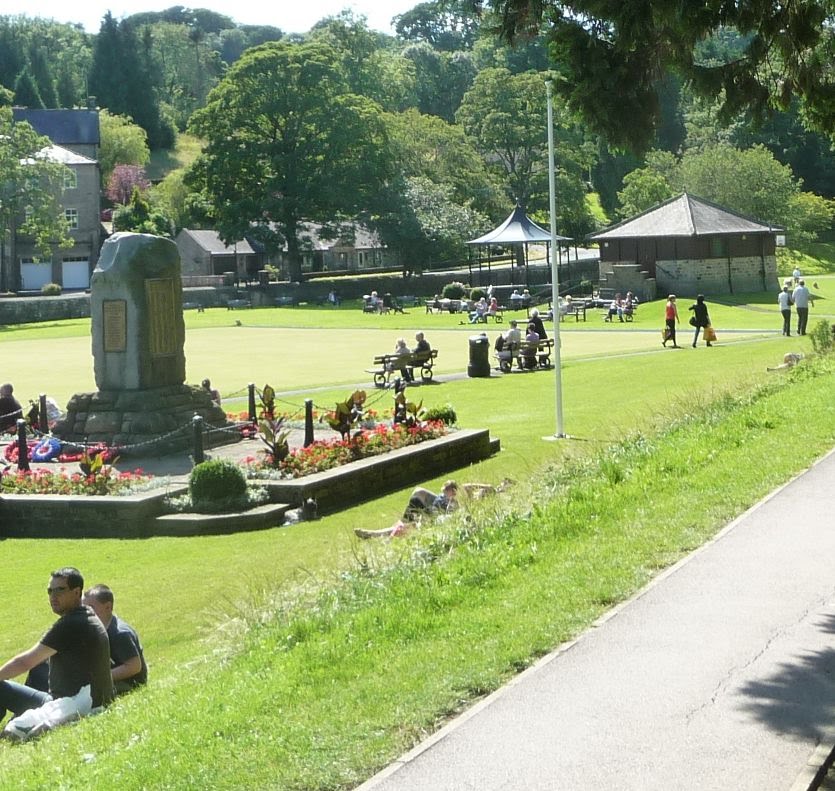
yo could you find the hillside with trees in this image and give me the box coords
[2,1,835,274]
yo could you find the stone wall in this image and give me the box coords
[0,293,91,324]
[654,256,777,295]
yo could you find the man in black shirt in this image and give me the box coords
[0,567,113,726]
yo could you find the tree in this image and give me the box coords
[112,185,171,236]
[384,108,506,220]
[401,42,476,122]
[98,110,150,188]
[394,0,481,51]
[89,13,175,150]
[481,0,835,151]
[456,67,595,222]
[0,107,73,290]
[187,40,393,282]
[106,165,150,205]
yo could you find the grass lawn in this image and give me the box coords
[0,290,834,788]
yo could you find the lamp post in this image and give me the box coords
[544,80,566,440]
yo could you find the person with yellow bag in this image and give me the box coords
[688,294,714,347]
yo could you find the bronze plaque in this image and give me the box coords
[102,299,127,352]
[145,278,176,357]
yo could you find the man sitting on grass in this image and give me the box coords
[82,585,147,695]
[355,480,506,539]
[0,567,113,738]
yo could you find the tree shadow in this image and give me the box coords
[737,612,835,739]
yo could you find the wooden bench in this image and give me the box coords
[561,303,587,322]
[367,349,439,387]
[226,299,252,310]
[494,339,554,372]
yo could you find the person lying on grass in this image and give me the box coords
[354,479,507,539]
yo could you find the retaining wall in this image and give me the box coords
[0,429,499,537]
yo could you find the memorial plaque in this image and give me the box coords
[145,278,177,356]
[102,300,127,352]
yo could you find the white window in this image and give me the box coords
[64,208,78,229]
[63,169,77,189]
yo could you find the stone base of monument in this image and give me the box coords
[53,384,235,456]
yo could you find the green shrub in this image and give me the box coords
[809,319,835,355]
[41,282,62,296]
[469,287,485,301]
[442,281,468,300]
[424,403,457,426]
[189,459,247,507]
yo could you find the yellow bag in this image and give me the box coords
[704,326,717,342]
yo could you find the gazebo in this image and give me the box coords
[466,203,572,287]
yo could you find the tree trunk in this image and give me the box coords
[284,221,303,282]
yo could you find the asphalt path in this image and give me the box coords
[358,447,835,791]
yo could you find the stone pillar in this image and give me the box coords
[91,233,186,390]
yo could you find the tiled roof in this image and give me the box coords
[182,229,255,255]
[12,108,100,146]
[588,193,782,240]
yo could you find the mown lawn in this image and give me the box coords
[0,292,834,788]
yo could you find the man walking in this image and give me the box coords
[777,284,792,336]
[792,279,813,336]
[0,567,113,728]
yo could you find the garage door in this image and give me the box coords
[20,260,52,290]
[62,258,90,289]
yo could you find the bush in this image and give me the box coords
[469,287,485,301]
[41,282,62,296]
[809,319,835,355]
[189,459,247,507]
[442,281,468,300]
[424,404,457,426]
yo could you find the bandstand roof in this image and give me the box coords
[467,203,572,246]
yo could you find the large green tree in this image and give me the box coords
[98,110,150,188]
[0,107,72,290]
[187,40,393,281]
[456,68,595,226]
[482,0,835,151]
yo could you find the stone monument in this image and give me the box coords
[53,233,231,454]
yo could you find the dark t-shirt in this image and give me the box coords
[41,605,114,707]
[108,614,148,693]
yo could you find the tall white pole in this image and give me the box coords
[545,80,565,439]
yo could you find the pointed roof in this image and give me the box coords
[468,203,571,245]
[588,193,782,240]
[179,229,255,256]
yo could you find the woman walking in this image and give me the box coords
[688,294,712,347]
[662,294,680,348]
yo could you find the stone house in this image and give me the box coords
[175,229,261,284]
[588,193,781,298]
[8,107,102,292]
[13,144,102,292]
[257,222,396,277]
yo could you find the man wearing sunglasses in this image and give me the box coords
[0,567,114,728]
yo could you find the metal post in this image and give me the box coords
[192,414,204,465]
[38,393,48,434]
[304,399,314,447]
[16,418,29,472]
[248,382,256,423]
[545,80,566,440]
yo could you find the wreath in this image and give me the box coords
[32,436,62,462]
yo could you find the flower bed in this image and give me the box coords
[1,466,152,496]
[248,422,447,479]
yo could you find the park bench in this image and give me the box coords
[367,349,439,387]
[226,299,252,310]
[561,303,587,322]
[494,338,554,373]
[274,296,296,307]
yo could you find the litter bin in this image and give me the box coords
[468,333,491,378]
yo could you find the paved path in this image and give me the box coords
[359,448,835,791]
